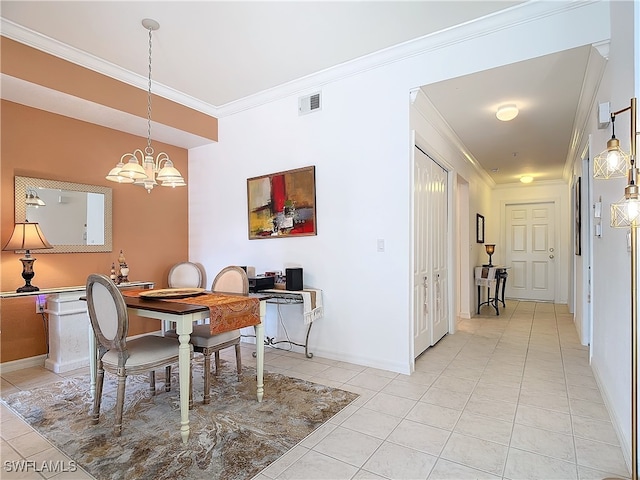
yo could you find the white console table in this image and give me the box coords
[0,281,154,373]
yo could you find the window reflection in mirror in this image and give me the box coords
[14,176,112,253]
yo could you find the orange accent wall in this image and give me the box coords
[2,37,218,142]
[1,100,190,363]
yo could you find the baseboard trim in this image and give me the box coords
[0,354,47,374]
[0,331,164,376]
[591,361,632,473]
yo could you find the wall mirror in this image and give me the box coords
[14,176,112,253]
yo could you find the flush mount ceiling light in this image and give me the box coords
[105,19,185,193]
[520,176,533,184]
[496,104,519,122]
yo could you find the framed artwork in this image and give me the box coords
[575,177,581,256]
[476,213,485,243]
[247,166,317,239]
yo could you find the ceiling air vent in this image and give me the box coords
[298,92,322,115]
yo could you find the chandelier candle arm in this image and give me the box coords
[104,19,185,193]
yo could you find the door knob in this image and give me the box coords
[549,254,555,259]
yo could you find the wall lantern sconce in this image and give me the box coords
[594,111,632,179]
[594,97,639,480]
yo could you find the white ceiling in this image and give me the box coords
[1,1,600,185]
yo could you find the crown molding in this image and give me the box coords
[218,1,601,116]
[0,17,219,118]
[562,43,608,183]
[411,88,496,188]
[1,1,601,118]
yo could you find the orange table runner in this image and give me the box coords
[122,290,260,335]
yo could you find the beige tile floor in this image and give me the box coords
[0,301,631,479]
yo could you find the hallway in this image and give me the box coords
[0,301,631,479]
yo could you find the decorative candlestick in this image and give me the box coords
[117,250,129,284]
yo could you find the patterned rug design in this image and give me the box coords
[1,359,358,480]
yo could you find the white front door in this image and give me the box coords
[414,146,449,357]
[505,202,556,301]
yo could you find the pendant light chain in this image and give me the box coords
[146,26,153,156]
[105,18,186,191]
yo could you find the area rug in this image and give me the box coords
[1,359,358,480]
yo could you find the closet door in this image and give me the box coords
[414,146,449,357]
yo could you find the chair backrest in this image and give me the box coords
[86,273,129,359]
[211,266,249,294]
[168,262,206,288]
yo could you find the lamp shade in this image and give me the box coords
[485,244,495,255]
[593,137,630,179]
[3,222,53,252]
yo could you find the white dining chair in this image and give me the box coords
[166,265,247,404]
[168,261,206,288]
[86,273,192,436]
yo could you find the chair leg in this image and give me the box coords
[165,366,172,392]
[214,351,221,374]
[114,373,127,437]
[149,371,156,396]
[234,344,242,381]
[203,351,212,405]
[92,365,105,424]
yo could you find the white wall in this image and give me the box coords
[589,0,638,467]
[188,1,612,374]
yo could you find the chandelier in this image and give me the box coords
[105,19,185,193]
[25,187,46,207]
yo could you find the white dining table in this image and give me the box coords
[88,293,266,444]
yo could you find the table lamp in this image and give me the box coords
[484,244,495,267]
[2,222,53,292]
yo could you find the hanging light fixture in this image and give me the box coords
[25,188,46,207]
[594,97,639,480]
[606,98,639,228]
[593,113,631,179]
[105,18,185,193]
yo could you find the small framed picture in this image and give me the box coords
[476,214,485,244]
